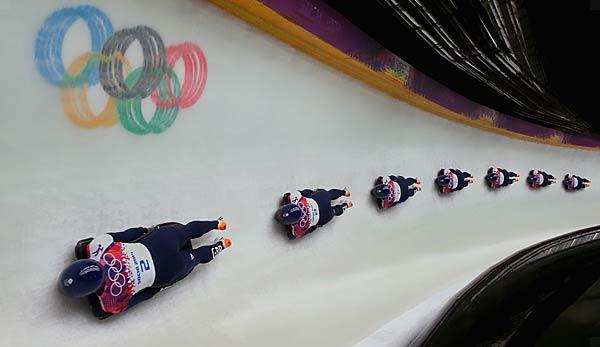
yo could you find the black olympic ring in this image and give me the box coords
[99,25,166,99]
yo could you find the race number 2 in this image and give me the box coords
[140,259,150,272]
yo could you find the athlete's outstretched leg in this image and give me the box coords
[405,177,418,186]
[327,188,349,200]
[167,239,232,284]
[332,205,344,216]
[463,172,474,183]
[332,202,352,216]
[400,176,420,191]
[175,220,224,248]
[456,172,473,189]
[184,239,232,266]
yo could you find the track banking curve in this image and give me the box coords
[0,1,599,346]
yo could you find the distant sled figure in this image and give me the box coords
[526,170,556,189]
[372,175,421,208]
[276,188,352,239]
[563,174,591,191]
[58,219,231,319]
[436,168,474,194]
[485,167,519,189]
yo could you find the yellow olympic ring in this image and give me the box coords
[60,52,132,128]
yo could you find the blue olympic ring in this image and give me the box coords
[34,5,114,87]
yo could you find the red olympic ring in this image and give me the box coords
[151,42,207,109]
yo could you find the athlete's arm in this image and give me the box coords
[108,227,148,242]
[126,287,162,310]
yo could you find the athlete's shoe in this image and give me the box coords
[344,201,353,209]
[214,236,232,248]
[416,185,422,192]
[344,188,351,197]
[217,217,227,231]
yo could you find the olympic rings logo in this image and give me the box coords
[385,182,395,203]
[34,5,207,135]
[297,202,311,229]
[102,252,128,297]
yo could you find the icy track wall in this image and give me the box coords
[1,1,600,347]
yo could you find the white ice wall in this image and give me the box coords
[0,1,599,346]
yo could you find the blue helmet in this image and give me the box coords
[437,175,451,187]
[371,184,391,199]
[486,173,498,182]
[58,259,105,298]
[275,203,302,225]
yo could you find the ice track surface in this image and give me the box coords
[1,1,600,346]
